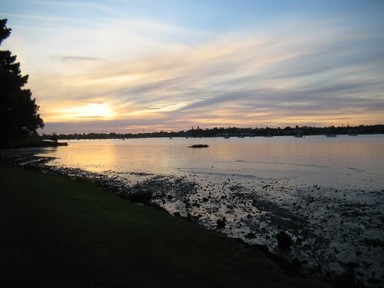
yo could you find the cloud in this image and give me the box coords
[60,56,106,62]
[5,3,381,132]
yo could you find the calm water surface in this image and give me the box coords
[39,134,384,190]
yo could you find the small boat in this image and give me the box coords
[348,129,358,136]
[293,129,304,138]
[326,127,337,137]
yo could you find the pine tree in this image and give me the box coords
[0,19,44,146]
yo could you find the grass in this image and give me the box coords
[0,161,332,288]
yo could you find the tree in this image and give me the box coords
[0,19,44,146]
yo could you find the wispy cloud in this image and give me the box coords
[37,17,384,131]
[60,56,106,62]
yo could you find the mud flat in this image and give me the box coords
[129,172,383,287]
[2,152,383,287]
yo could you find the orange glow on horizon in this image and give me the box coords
[50,103,115,121]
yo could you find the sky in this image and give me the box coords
[1,0,383,134]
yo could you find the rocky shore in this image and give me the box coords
[1,151,383,287]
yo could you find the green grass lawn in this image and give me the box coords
[0,161,332,288]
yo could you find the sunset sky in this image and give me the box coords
[1,0,383,134]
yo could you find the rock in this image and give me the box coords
[125,190,152,204]
[216,217,226,229]
[254,244,269,254]
[245,232,256,239]
[276,231,292,250]
[189,144,209,148]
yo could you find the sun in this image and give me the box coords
[62,103,114,120]
[84,103,112,118]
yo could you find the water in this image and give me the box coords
[38,134,384,190]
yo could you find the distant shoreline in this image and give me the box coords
[41,124,383,140]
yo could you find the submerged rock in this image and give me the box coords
[189,144,209,148]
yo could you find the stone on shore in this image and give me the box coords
[125,190,152,204]
[276,231,292,250]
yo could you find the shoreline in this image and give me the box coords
[1,151,383,287]
[0,139,68,149]
[3,160,333,288]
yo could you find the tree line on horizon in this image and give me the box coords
[43,124,384,140]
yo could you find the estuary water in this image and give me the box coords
[38,134,384,190]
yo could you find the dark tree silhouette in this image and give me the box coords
[0,19,44,146]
